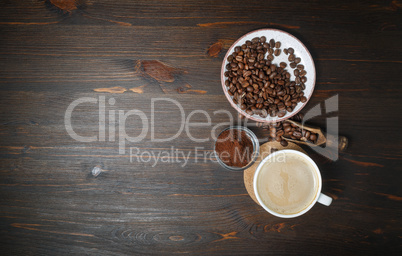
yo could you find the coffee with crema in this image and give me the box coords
[256,152,318,215]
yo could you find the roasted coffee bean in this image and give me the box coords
[269,39,275,48]
[288,48,294,54]
[297,64,304,70]
[310,134,317,141]
[278,110,286,117]
[301,96,307,103]
[274,49,281,56]
[280,62,287,68]
[283,48,288,55]
[260,36,267,43]
[242,82,250,88]
[294,57,301,64]
[293,131,302,138]
[294,69,299,76]
[261,109,268,118]
[251,37,260,43]
[300,70,307,77]
[290,62,296,69]
[275,41,281,48]
[288,54,295,62]
[301,76,307,83]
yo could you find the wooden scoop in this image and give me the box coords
[281,119,348,152]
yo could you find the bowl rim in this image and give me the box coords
[220,28,316,123]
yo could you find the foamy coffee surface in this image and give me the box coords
[257,153,317,215]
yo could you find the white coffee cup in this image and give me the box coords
[253,149,332,218]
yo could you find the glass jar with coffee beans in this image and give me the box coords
[224,36,308,119]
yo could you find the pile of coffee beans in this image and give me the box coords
[281,122,318,144]
[256,113,318,146]
[224,36,308,118]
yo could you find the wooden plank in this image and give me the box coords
[0,0,401,255]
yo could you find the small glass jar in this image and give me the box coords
[214,126,260,171]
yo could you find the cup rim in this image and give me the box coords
[214,126,260,171]
[220,28,316,123]
[253,149,322,218]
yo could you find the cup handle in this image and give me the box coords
[317,193,332,206]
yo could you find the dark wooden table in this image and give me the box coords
[1,1,401,255]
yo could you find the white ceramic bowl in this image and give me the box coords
[221,29,316,123]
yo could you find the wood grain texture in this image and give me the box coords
[0,0,401,255]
